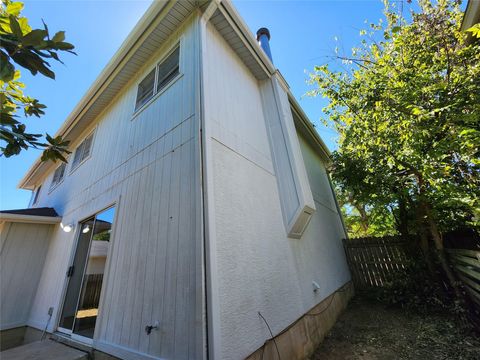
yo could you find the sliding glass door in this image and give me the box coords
[58,206,115,340]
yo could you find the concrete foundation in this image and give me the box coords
[0,339,88,360]
[0,327,120,359]
[0,326,43,351]
[245,282,354,360]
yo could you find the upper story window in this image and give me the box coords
[32,185,42,205]
[50,162,66,189]
[135,45,180,111]
[71,132,94,171]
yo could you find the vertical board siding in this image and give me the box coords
[28,16,202,360]
[0,223,52,329]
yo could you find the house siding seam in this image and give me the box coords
[203,21,351,360]
[24,15,205,360]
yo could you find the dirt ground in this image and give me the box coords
[311,296,480,360]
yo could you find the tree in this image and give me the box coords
[0,0,75,161]
[309,0,479,292]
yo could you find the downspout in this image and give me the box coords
[198,2,221,359]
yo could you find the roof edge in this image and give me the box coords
[18,0,174,189]
[0,213,62,224]
[219,0,276,75]
[288,92,332,163]
[18,0,332,188]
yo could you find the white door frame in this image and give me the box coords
[55,203,118,344]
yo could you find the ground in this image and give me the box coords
[311,296,480,360]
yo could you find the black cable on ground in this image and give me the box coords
[255,283,351,359]
[258,311,282,360]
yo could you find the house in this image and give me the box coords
[0,1,352,359]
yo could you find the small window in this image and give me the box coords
[135,68,156,110]
[135,45,180,111]
[51,163,66,189]
[71,132,94,170]
[156,46,180,92]
[32,185,42,205]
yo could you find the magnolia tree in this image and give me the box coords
[0,0,74,161]
[309,0,479,290]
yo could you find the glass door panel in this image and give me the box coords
[59,218,95,331]
[73,207,115,338]
[58,206,115,339]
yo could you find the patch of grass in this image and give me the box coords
[311,296,480,360]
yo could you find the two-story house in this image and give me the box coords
[0,1,352,359]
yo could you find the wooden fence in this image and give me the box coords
[343,235,480,327]
[343,236,411,289]
[79,274,104,310]
[446,248,480,325]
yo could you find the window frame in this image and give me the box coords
[133,43,181,114]
[50,162,67,191]
[32,185,42,205]
[70,129,96,174]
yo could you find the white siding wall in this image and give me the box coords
[0,222,53,330]
[27,15,204,360]
[203,23,350,360]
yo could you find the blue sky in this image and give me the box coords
[0,0,388,210]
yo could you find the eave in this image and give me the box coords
[289,93,332,164]
[18,0,205,189]
[19,0,332,189]
[0,213,62,224]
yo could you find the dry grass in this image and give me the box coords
[310,296,480,360]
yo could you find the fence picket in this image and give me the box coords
[343,236,480,329]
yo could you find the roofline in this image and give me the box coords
[18,0,174,189]
[219,0,275,75]
[19,0,331,188]
[289,92,332,163]
[0,213,62,224]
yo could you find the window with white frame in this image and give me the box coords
[50,162,66,189]
[135,45,180,111]
[71,132,94,171]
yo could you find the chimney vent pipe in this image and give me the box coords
[256,27,272,62]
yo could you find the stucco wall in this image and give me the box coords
[204,21,350,360]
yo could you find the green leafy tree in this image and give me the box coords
[309,0,479,292]
[0,0,75,161]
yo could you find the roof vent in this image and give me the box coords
[256,27,272,62]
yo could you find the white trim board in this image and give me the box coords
[0,214,61,225]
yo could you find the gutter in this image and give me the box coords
[17,0,173,189]
[220,0,276,76]
[288,93,332,162]
[0,213,62,224]
[219,0,331,164]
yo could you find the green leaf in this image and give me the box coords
[54,41,74,51]
[6,2,24,16]
[17,17,31,34]
[9,15,23,38]
[466,23,480,39]
[51,31,65,42]
[22,29,47,47]
[0,51,15,82]
[391,26,401,33]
